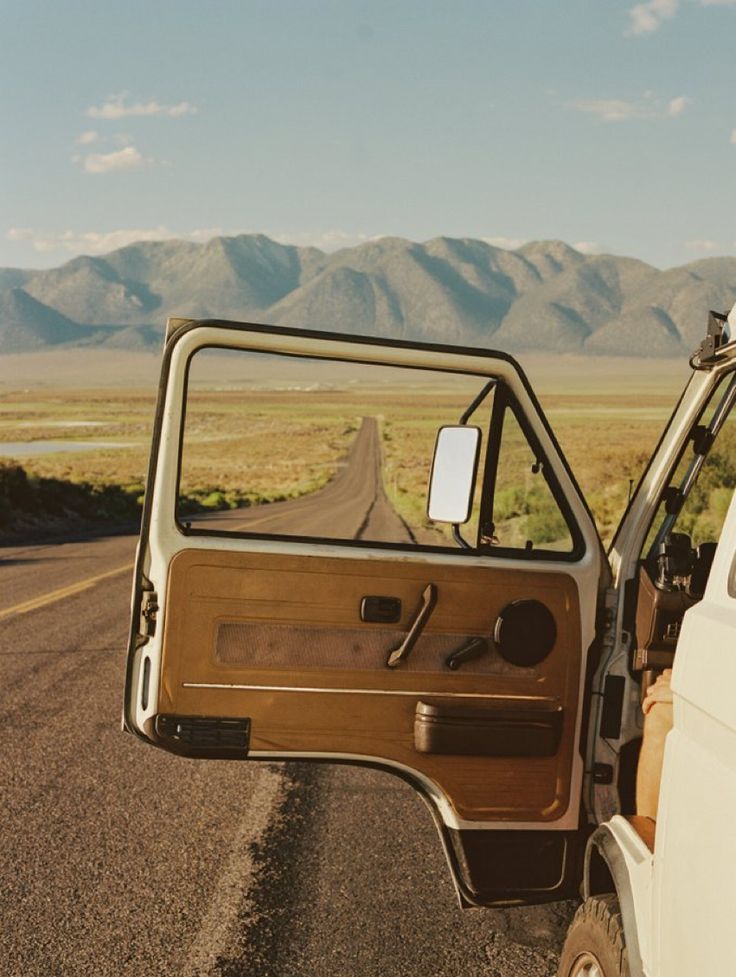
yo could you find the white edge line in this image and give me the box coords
[182,766,284,973]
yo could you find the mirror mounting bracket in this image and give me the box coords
[452,525,471,550]
[459,379,496,425]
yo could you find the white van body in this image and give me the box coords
[586,485,736,977]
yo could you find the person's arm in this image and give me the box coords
[642,668,674,716]
[636,670,674,819]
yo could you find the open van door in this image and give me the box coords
[123,318,606,907]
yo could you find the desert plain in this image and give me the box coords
[3,347,731,550]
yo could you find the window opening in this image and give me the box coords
[177,345,580,560]
[646,372,736,560]
[486,395,575,554]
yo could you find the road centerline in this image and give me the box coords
[0,562,133,622]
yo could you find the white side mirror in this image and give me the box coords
[427,426,482,524]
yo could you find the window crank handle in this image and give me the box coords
[445,636,488,670]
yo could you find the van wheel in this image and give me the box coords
[557,894,630,977]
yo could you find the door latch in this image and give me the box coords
[140,591,159,637]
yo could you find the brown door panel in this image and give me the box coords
[159,548,582,824]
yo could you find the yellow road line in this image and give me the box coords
[228,512,286,531]
[197,510,279,533]
[0,562,133,622]
[230,517,274,531]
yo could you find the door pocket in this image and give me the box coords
[414,697,563,757]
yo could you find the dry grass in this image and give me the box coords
[0,388,154,491]
[179,391,360,505]
[379,389,684,548]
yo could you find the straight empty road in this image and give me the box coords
[0,420,572,976]
[187,416,415,542]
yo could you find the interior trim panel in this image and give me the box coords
[158,547,583,823]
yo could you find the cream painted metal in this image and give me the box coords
[649,484,736,976]
[587,486,736,976]
[132,321,603,834]
[607,816,654,971]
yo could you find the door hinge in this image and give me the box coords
[600,587,619,650]
[140,590,159,637]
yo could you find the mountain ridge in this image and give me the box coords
[2,234,734,355]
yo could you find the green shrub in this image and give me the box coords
[200,490,229,510]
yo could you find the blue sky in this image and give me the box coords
[2,0,735,269]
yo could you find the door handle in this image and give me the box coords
[386,583,437,668]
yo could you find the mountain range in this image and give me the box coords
[1,234,735,356]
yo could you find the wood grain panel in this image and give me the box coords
[159,549,582,823]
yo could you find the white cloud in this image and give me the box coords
[572,92,690,122]
[6,226,225,255]
[573,241,603,254]
[81,146,150,174]
[268,229,383,251]
[481,237,605,255]
[87,93,197,119]
[686,238,719,252]
[573,98,648,122]
[627,0,678,35]
[668,95,691,116]
[730,130,736,144]
[76,130,99,145]
[481,236,528,250]
[5,226,390,258]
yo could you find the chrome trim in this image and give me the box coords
[182,682,547,700]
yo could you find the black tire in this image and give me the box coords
[556,894,630,977]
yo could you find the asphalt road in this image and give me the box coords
[187,416,415,543]
[0,420,573,977]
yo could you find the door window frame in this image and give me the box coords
[172,335,587,564]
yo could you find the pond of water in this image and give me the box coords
[0,440,132,457]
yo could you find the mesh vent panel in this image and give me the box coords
[216,621,529,675]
